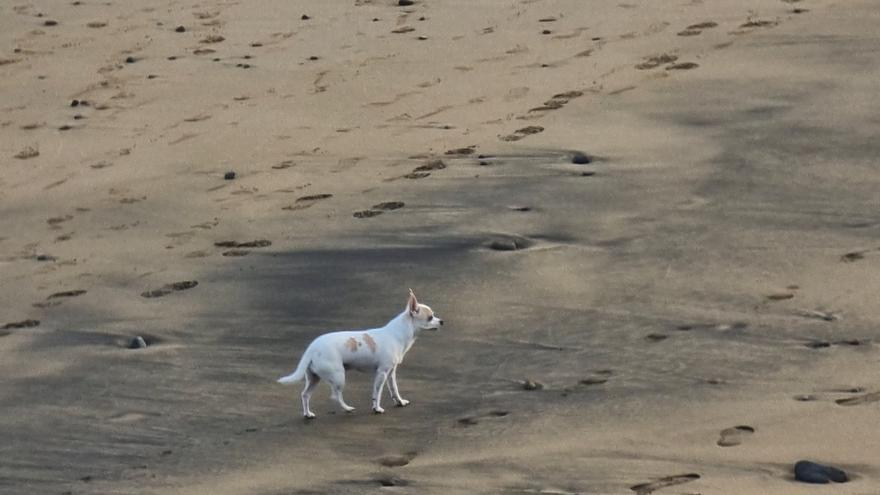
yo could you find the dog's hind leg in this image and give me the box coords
[372,368,391,414]
[301,371,320,419]
[325,369,355,413]
[388,365,410,407]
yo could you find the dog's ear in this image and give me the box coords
[407,289,419,315]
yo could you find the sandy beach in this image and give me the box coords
[2,0,880,493]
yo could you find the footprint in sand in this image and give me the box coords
[354,202,405,219]
[214,240,271,248]
[666,62,699,70]
[835,391,880,406]
[2,319,40,330]
[456,410,510,427]
[529,90,584,112]
[377,452,417,468]
[630,473,700,495]
[141,281,198,298]
[500,126,544,142]
[47,289,87,299]
[678,21,718,36]
[717,425,755,447]
[840,247,880,262]
[635,54,677,70]
[282,193,332,211]
[215,239,271,256]
[445,146,476,156]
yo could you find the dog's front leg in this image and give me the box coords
[389,366,409,407]
[372,368,390,414]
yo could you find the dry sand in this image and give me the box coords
[2,0,880,493]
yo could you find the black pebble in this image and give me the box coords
[571,152,591,164]
[125,56,136,64]
[70,99,80,107]
[399,0,415,5]
[224,171,236,180]
[301,14,310,20]
[175,25,186,32]
[794,461,848,484]
[129,336,148,349]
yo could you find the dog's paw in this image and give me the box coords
[343,406,356,413]
[394,398,410,407]
[304,412,316,419]
[373,406,385,414]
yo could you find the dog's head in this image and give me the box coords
[407,289,443,331]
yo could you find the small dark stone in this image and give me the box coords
[70,99,80,107]
[399,0,415,5]
[224,171,236,180]
[129,336,148,349]
[125,56,136,64]
[175,25,186,32]
[794,460,848,484]
[522,379,543,390]
[571,152,591,164]
[301,14,310,20]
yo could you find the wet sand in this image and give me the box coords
[2,0,880,493]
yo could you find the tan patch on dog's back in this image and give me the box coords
[363,333,378,353]
[345,337,358,352]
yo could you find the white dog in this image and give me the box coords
[278,289,443,418]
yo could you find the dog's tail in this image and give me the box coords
[277,349,311,384]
